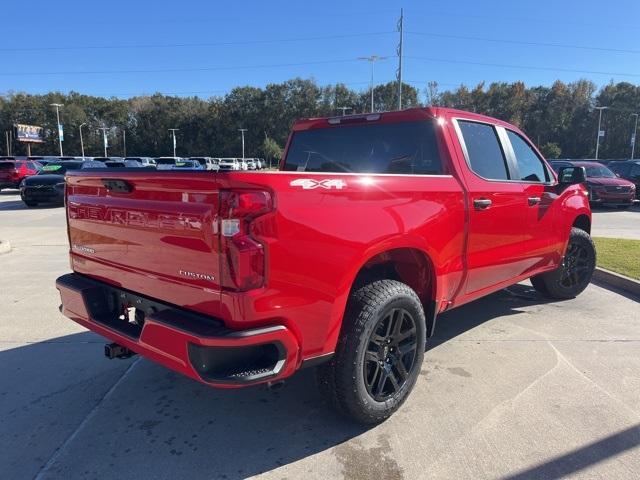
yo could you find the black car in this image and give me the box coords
[608,160,640,199]
[20,161,87,207]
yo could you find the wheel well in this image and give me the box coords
[352,248,437,336]
[573,214,591,234]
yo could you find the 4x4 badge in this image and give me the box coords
[290,179,347,190]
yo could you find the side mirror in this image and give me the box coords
[558,166,586,185]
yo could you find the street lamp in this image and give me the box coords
[98,127,109,157]
[168,128,179,157]
[594,106,608,160]
[238,128,247,159]
[358,55,388,113]
[79,123,87,158]
[631,113,639,160]
[50,103,64,156]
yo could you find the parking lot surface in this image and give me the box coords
[1,190,639,480]
[591,204,640,240]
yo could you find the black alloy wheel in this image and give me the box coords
[364,308,418,402]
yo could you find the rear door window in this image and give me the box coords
[506,130,549,182]
[283,120,444,174]
[0,162,16,170]
[457,121,509,180]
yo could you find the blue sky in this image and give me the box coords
[1,0,638,100]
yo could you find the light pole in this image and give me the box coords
[122,129,127,157]
[337,106,352,116]
[631,113,639,160]
[168,128,179,157]
[98,127,109,157]
[594,106,608,160]
[358,55,388,113]
[238,128,247,159]
[79,123,87,158]
[50,103,64,156]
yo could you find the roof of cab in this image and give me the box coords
[292,107,518,132]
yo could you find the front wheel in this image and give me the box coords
[531,227,596,299]
[316,279,426,424]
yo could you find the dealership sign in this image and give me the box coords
[14,124,44,143]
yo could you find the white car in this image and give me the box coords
[189,157,219,171]
[155,157,181,170]
[218,158,241,171]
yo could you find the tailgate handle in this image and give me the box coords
[102,179,133,193]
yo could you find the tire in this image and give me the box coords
[530,228,596,299]
[316,279,426,424]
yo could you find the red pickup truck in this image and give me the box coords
[56,107,595,424]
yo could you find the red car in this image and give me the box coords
[0,158,41,190]
[56,107,595,423]
[550,160,636,207]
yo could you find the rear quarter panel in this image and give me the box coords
[218,171,466,358]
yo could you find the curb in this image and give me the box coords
[0,239,11,254]
[593,267,640,298]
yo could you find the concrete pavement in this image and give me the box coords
[1,191,639,480]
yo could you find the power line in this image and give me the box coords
[405,56,640,78]
[406,31,640,55]
[0,31,395,53]
[0,57,388,77]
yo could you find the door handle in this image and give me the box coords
[528,196,541,206]
[473,198,492,210]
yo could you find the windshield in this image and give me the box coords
[156,158,176,165]
[585,165,616,178]
[38,162,83,174]
[283,120,443,174]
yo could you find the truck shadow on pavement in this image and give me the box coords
[4,284,634,479]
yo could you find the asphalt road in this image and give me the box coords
[1,190,639,480]
[591,204,640,240]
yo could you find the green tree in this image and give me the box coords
[261,137,283,168]
[540,142,562,159]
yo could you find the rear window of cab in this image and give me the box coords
[283,120,444,175]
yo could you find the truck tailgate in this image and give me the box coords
[65,171,222,312]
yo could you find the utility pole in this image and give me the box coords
[79,123,86,158]
[358,55,387,113]
[238,128,247,159]
[631,113,639,160]
[396,8,404,110]
[4,131,9,155]
[50,103,64,156]
[594,106,608,160]
[337,106,352,116]
[98,127,109,157]
[168,128,179,157]
[122,129,127,157]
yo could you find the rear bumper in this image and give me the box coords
[56,273,300,388]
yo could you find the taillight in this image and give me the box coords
[219,190,273,291]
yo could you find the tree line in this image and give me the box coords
[1,78,638,160]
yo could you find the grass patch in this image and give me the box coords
[593,237,640,280]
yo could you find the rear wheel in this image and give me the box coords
[531,228,596,299]
[316,279,425,424]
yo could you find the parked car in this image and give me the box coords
[170,160,204,170]
[155,157,181,170]
[20,161,95,206]
[124,157,156,167]
[549,160,635,207]
[57,107,595,424]
[608,160,640,199]
[189,157,219,171]
[244,158,257,170]
[0,159,41,191]
[218,158,241,171]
